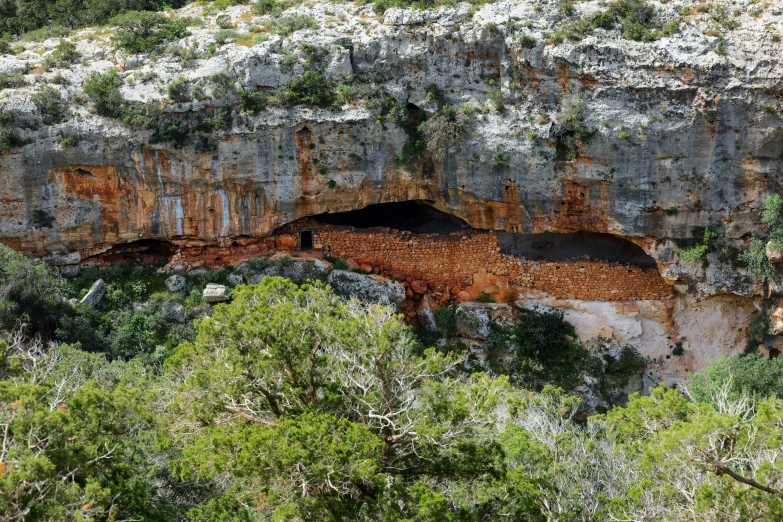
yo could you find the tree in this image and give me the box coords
[109,11,189,53]
[164,278,519,520]
[0,341,171,521]
[0,244,65,337]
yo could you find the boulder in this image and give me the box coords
[163,302,186,323]
[79,279,106,306]
[455,305,491,339]
[770,302,783,335]
[767,241,783,263]
[327,270,405,307]
[410,280,428,294]
[203,283,230,303]
[165,274,187,293]
[228,273,245,286]
[263,258,330,284]
[248,273,265,285]
[416,295,437,331]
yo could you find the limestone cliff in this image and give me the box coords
[0,0,780,375]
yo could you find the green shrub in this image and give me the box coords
[237,88,267,114]
[493,152,509,169]
[512,306,589,389]
[83,69,124,117]
[216,14,233,29]
[32,209,55,228]
[42,40,80,70]
[0,72,26,89]
[420,105,469,162]
[324,256,349,270]
[0,244,66,337]
[110,11,189,53]
[253,0,282,15]
[167,77,190,102]
[267,14,319,36]
[679,228,717,263]
[59,135,78,147]
[31,86,67,124]
[689,354,783,406]
[608,0,659,41]
[518,34,537,49]
[280,71,335,107]
[552,96,595,165]
[214,28,237,44]
[0,112,21,153]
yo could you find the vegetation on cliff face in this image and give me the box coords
[0,247,783,520]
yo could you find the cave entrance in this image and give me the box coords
[496,231,656,266]
[770,348,781,360]
[83,239,176,266]
[300,230,313,250]
[312,200,469,234]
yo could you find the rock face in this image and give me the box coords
[79,279,106,306]
[327,270,405,307]
[165,275,187,294]
[0,0,779,298]
[203,283,230,303]
[0,0,779,376]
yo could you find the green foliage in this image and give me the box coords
[82,69,124,117]
[512,307,588,389]
[252,0,282,15]
[689,353,783,406]
[679,227,717,263]
[266,14,319,36]
[59,135,78,147]
[420,104,469,162]
[167,76,190,102]
[493,151,509,169]
[0,111,22,153]
[518,33,538,49]
[165,279,517,519]
[0,0,189,39]
[324,256,349,270]
[110,11,189,53]
[608,0,660,41]
[41,40,79,70]
[0,244,65,337]
[280,71,335,107]
[553,96,595,165]
[236,88,267,114]
[31,85,67,124]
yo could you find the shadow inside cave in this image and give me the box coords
[496,231,656,266]
[312,200,470,234]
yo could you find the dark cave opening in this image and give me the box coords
[496,231,656,266]
[84,239,176,265]
[312,201,470,234]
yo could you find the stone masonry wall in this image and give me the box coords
[278,219,672,301]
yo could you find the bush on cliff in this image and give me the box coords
[83,69,124,117]
[110,11,189,53]
[31,85,67,124]
[279,71,335,107]
[420,105,469,162]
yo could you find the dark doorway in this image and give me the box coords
[300,230,313,250]
[312,200,469,234]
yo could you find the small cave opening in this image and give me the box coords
[496,231,657,266]
[312,200,470,234]
[84,239,176,266]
